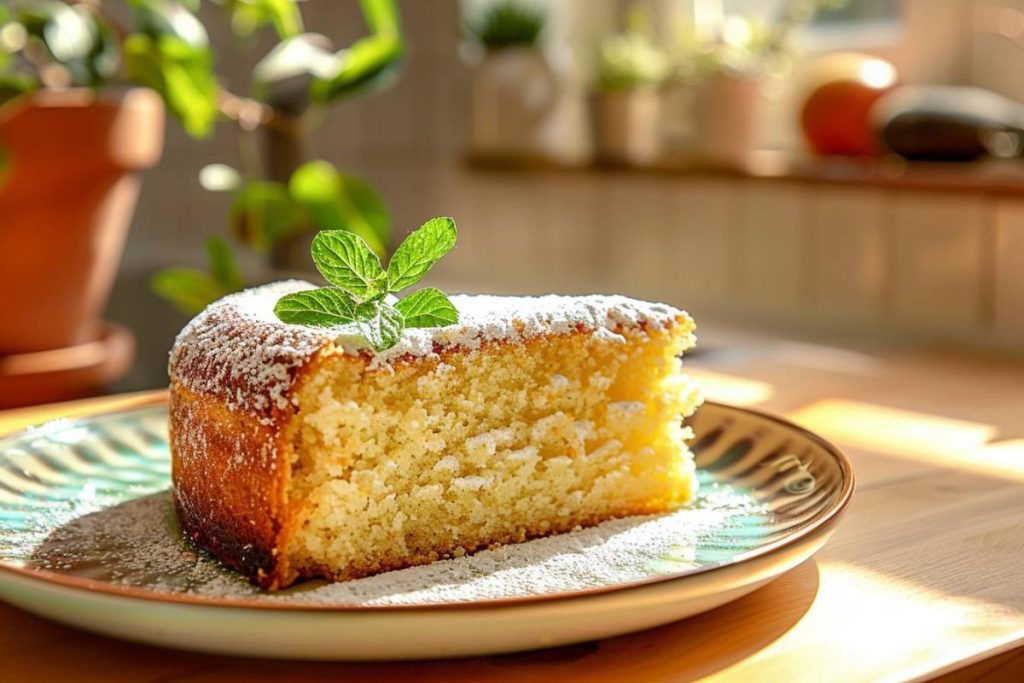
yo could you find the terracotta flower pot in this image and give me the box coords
[691,74,762,168]
[0,88,164,354]
[589,89,663,166]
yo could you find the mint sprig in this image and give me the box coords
[273,217,459,351]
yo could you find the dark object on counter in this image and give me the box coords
[873,86,1024,161]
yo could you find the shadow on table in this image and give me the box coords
[165,559,821,682]
[2,549,819,682]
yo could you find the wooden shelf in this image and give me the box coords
[466,152,1024,197]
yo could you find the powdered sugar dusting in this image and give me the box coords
[169,281,694,419]
[169,281,333,422]
[27,483,769,606]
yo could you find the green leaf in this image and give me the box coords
[225,0,303,39]
[394,288,459,328]
[311,230,386,300]
[150,267,225,314]
[354,300,405,351]
[274,288,358,327]
[129,0,208,49]
[123,32,217,137]
[0,73,37,108]
[206,236,244,291]
[16,1,117,87]
[360,0,401,32]
[308,0,403,104]
[229,181,305,250]
[289,160,389,255]
[386,216,457,292]
[310,31,402,103]
[123,1,215,136]
[83,12,121,84]
[251,33,336,113]
[467,0,545,50]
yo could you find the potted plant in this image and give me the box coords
[147,0,405,308]
[590,7,671,166]
[0,0,403,406]
[670,0,847,166]
[465,0,586,165]
[0,1,170,406]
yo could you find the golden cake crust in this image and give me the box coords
[170,383,293,587]
[168,281,694,589]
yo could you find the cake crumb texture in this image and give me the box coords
[283,323,701,584]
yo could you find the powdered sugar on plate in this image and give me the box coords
[26,481,769,607]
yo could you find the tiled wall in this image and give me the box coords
[995,202,1024,341]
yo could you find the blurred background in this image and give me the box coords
[2,0,1024,407]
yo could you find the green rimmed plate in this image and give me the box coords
[0,397,853,660]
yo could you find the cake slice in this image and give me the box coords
[169,281,701,590]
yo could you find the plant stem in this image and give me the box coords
[264,109,309,269]
[264,117,306,183]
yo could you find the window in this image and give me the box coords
[719,0,902,31]
[811,0,900,26]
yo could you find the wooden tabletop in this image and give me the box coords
[2,341,1023,682]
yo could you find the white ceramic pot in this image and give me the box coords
[470,47,588,164]
[589,89,663,166]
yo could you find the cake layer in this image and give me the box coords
[285,323,700,583]
[169,283,700,589]
[169,281,691,423]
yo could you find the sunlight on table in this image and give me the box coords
[685,368,774,406]
[730,560,1024,683]
[786,399,1024,482]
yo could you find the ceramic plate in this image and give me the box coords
[0,396,853,660]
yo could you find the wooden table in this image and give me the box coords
[2,341,1023,681]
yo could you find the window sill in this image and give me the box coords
[465,152,1024,198]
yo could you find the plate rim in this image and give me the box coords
[0,393,855,613]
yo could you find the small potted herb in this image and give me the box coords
[465,0,586,164]
[670,0,847,166]
[590,6,671,165]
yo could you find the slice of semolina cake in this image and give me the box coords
[169,281,702,590]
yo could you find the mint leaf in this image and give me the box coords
[354,300,405,351]
[229,180,305,250]
[151,267,225,315]
[394,288,458,328]
[311,230,386,300]
[206,236,244,291]
[386,216,457,292]
[274,288,358,326]
[289,161,390,257]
